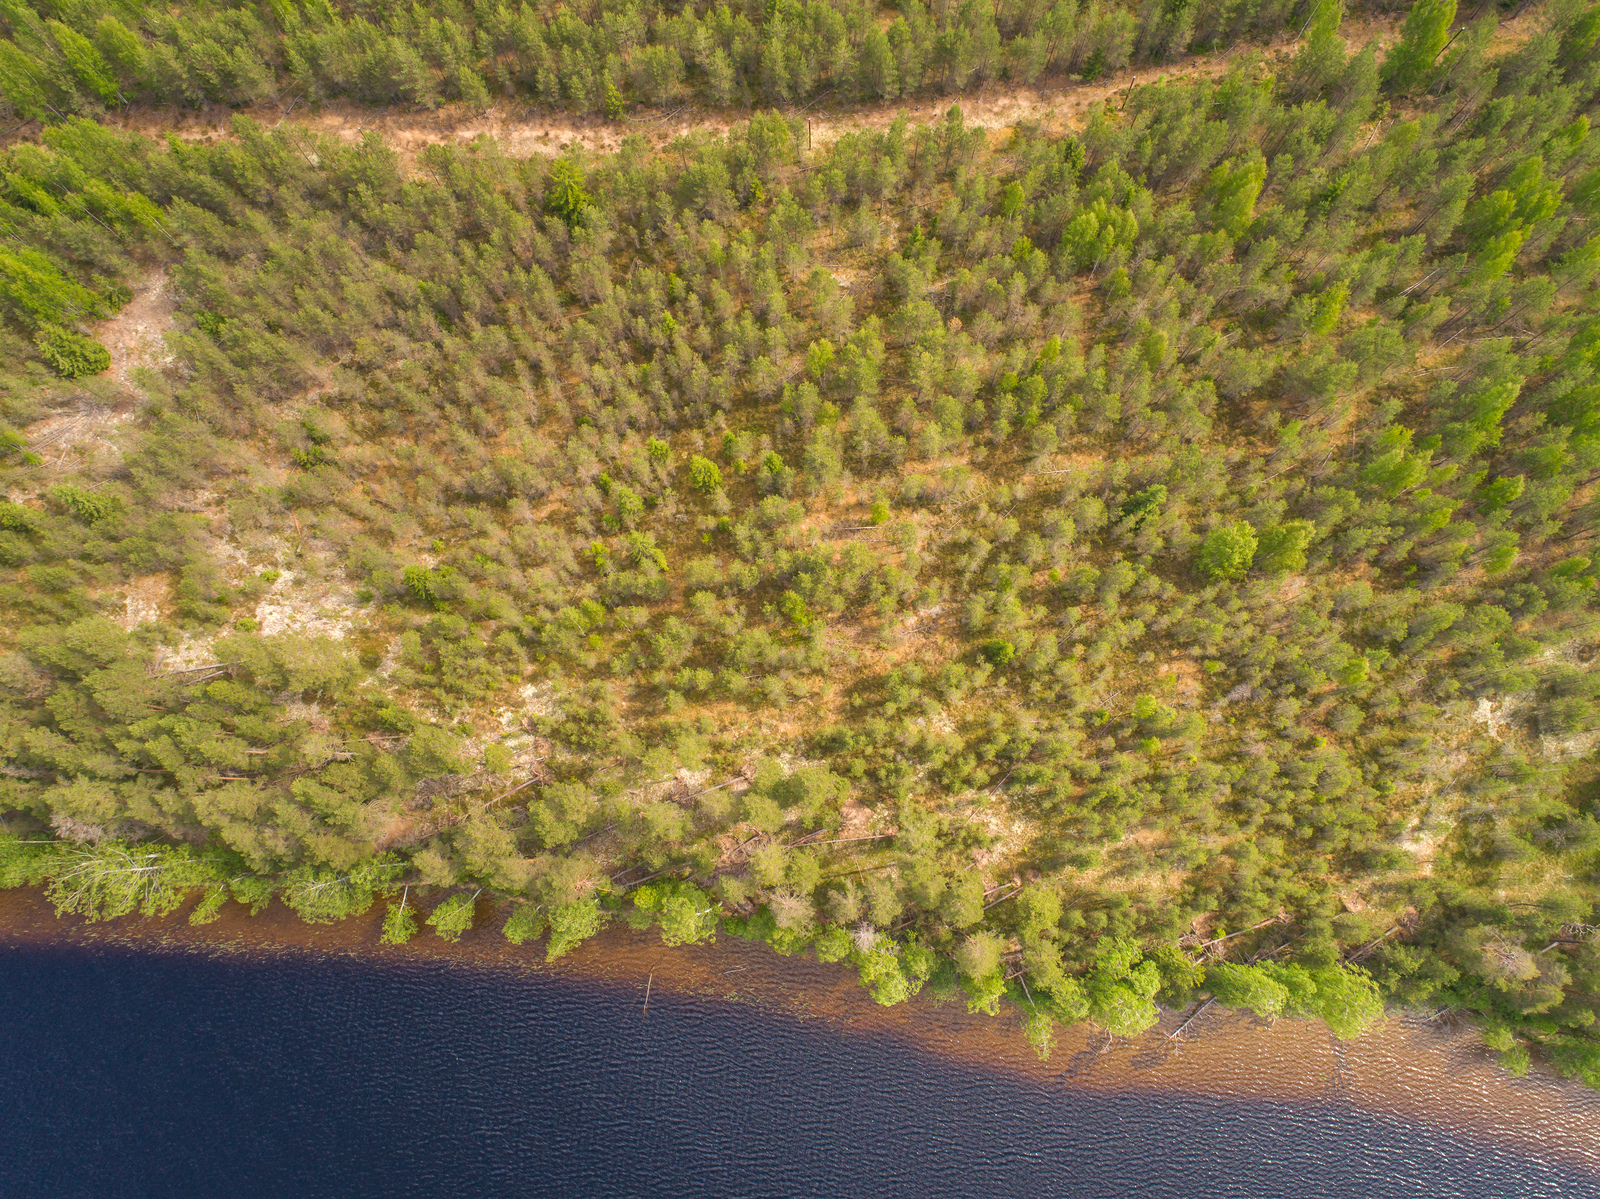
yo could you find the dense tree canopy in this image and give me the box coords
[0,0,1456,118]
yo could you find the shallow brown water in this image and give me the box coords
[2,885,1596,1174]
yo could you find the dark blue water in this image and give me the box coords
[1,943,1593,1199]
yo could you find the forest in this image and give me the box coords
[0,0,1482,115]
[0,0,1598,1082]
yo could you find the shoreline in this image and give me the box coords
[3,886,1598,1171]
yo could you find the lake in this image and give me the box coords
[1,890,1596,1198]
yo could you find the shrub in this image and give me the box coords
[381,899,418,944]
[778,589,813,627]
[1199,522,1258,580]
[49,485,118,524]
[980,639,1015,666]
[426,892,477,942]
[545,159,591,226]
[503,903,547,945]
[403,564,456,604]
[36,325,110,377]
[1257,520,1315,575]
[1120,483,1167,527]
[688,454,723,493]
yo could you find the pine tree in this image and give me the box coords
[0,39,54,120]
[47,21,118,104]
[1382,0,1456,96]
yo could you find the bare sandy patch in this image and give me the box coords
[94,270,177,389]
[1541,728,1600,764]
[21,394,134,466]
[252,567,359,640]
[1470,696,1511,741]
[152,633,223,672]
[1161,655,1204,701]
[114,573,170,631]
[1399,821,1452,877]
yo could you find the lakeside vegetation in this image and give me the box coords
[1,0,1599,1080]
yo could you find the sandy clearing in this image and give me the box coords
[96,67,1227,166]
[94,269,177,389]
[252,568,361,641]
[20,395,133,464]
[113,573,170,631]
[22,269,178,466]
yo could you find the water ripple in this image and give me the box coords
[2,944,1596,1199]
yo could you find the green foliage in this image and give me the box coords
[632,879,718,948]
[1199,522,1258,581]
[1256,521,1314,576]
[503,903,547,945]
[221,632,362,696]
[35,324,109,377]
[1548,1035,1600,1089]
[46,843,224,922]
[1206,961,1292,1019]
[0,39,53,121]
[282,858,402,924]
[1120,484,1167,528]
[381,897,419,944]
[1305,962,1384,1040]
[979,639,1015,666]
[48,485,117,524]
[687,454,723,494]
[806,338,835,381]
[1085,938,1162,1038]
[1361,427,1430,497]
[0,500,37,532]
[230,876,275,915]
[48,20,118,103]
[956,931,1008,1014]
[545,160,591,227]
[0,0,1410,126]
[402,564,456,605]
[1382,0,1456,94]
[0,248,108,328]
[1208,153,1267,237]
[426,892,476,942]
[854,937,934,1007]
[0,833,64,888]
[1061,198,1139,272]
[546,897,605,961]
[778,589,813,627]
[1147,945,1205,1004]
[814,925,853,962]
[188,887,228,925]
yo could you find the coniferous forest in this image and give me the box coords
[1,0,1599,1082]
